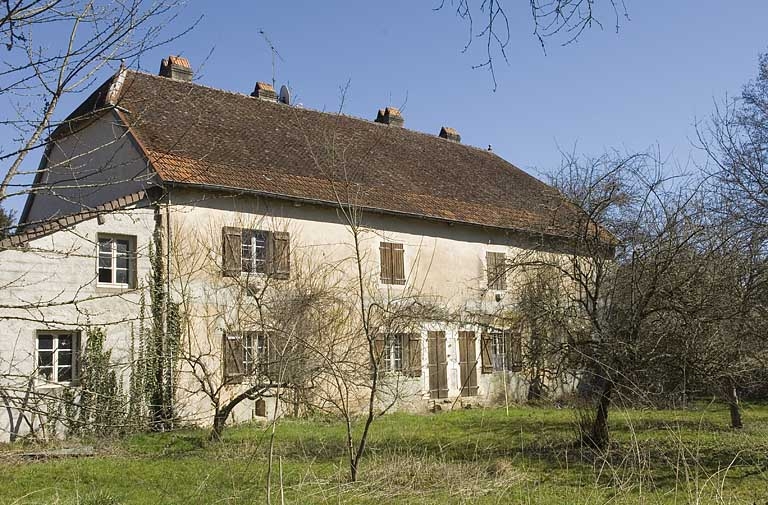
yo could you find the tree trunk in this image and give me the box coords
[585,378,612,450]
[210,409,227,441]
[726,381,743,429]
[527,373,544,402]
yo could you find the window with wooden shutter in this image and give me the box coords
[271,231,290,279]
[486,251,507,290]
[223,333,245,383]
[405,333,422,377]
[380,242,405,285]
[222,227,291,280]
[480,332,494,374]
[222,227,242,277]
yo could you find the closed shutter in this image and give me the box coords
[480,332,494,374]
[271,231,291,279]
[222,227,242,277]
[380,243,393,283]
[391,243,405,284]
[486,252,507,290]
[458,331,478,396]
[405,333,422,377]
[380,242,405,285]
[223,333,244,383]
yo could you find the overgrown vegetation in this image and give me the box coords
[2,405,766,504]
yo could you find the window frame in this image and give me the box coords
[97,234,136,288]
[36,331,79,386]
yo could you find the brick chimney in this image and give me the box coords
[159,55,192,82]
[374,107,404,127]
[439,126,461,143]
[252,82,277,101]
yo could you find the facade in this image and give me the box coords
[0,57,591,442]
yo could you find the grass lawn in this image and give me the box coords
[1,403,767,504]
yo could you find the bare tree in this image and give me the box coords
[434,0,630,89]
[0,0,194,207]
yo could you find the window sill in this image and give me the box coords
[96,283,134,292]
[35,381,75,390]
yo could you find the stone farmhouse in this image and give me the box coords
[0,56,593,441]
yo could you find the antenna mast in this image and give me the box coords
[259,30,284,90]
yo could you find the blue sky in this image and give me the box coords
[5,1,768,215]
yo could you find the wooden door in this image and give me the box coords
[428,331,448,399]
[458,331,478,397]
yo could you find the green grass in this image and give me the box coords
[2,403,767,504]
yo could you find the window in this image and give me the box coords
[384,334,404,371]
[223,331,270,383]
[37,332,79,384]
[486,251,507,290]
[481,330,522,373]
[374,333,421,377]
[98,235,135,287]
[380,242,405,285]
[222,227,290,279]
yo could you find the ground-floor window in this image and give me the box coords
[37,332,79,384]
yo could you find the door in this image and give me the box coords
[458,331,478,396]
[428,331,448,399]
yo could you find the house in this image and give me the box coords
[0,56,593,441]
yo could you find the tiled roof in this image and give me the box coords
[57,70,596,240]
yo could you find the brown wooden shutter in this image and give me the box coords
[480,332,494,374]
[405,333,422,377]
[223,333,244,383]
[486,252,507,290]
[506,330,522,372]
[458,331,478,396]
[380,243,393,283]
[373,334,385,376]
[267,332,287,382]
[391,243,405,284]
[222,227,242,277]
[271,231,290,280]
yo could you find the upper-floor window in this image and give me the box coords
[98,235,135,287]
[222,227,290,279]
[380,242,405,285]
[486,251,507,290]
[37,332,79,385]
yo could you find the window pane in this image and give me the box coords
[99,268,113,283]
[58,366,72,382]
[98,254,112,268]
[115,240,129,253]
[38,335,53,349]
[115,269,128,284]
[99,239,112,252]
[116,255,129,269]
[38,350,53,367]
[39,366,53,381]
[58,350,72,367]
[58,335,72,350]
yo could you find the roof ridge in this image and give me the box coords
[124,69,510,163]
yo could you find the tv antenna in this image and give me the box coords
[259,30,284,90]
